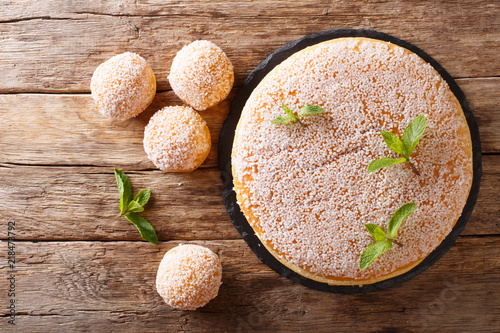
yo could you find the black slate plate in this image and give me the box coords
[218,29,482,293]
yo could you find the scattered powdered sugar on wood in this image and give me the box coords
[232,38,473,281]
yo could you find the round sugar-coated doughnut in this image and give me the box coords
[143,106,211,172]
[91,52,156,120]
[168,40,234,111]
[156,244,222,311]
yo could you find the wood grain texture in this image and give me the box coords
[0,158,498,242]
[0,0,499,92]
[0,91,230,169]
[0,238,498,332]
[1,0,499,331]
[0,77,498,172]
[0,166,239,241]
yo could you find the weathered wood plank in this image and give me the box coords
[0,77,498,171]
[0,2,497,332]
[0,238,498,332]
[0,156,498,242]
[0,166,239,241]
[459,77,500,154]
[0,0,499,93]
[0,91,230,169]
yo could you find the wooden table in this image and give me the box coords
[1,1,499,332]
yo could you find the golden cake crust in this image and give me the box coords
[232,37,473,285]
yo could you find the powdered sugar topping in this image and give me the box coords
[144,106,211,172]
[169,40,234,111]
[91,52,156,120]
[232,38,473,281]
[156,244,222,310]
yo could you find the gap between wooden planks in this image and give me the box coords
[0,238,498,332]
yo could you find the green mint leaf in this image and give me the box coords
[282,104,298,120]
[387,202,417,239]
[127,200,144,213]
[114,168,132,214]
[272,103,324,126]
[271,116,295,124]
[380,131,404,155]
[365,223,387,242]
[298,104,325,116]
[359,240,392,271]
[124,212,158,245]
[402,115,427,158]
[367,157,406,173]
[133,189,151,207]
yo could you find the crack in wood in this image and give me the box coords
[0,16,80,24]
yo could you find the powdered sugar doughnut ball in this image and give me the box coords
[144,106,211,172]
[156,244,222,310]
[168,40,234,111]
[91,52,156,120]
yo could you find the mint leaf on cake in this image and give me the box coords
[270,116,296,124]
[298,104,325,115]
[367,157,407,173]
[359,202,417,271]
[271,103,325,126]
[360,240,393,271]
[364,223,387,242]
[402,115,427,158]
[367,115,427,175]
[387,202,417,239]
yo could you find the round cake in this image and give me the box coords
[231,37,473,285]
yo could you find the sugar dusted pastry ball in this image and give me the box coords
[91,52,156,120]
[156,244,222,311]
[168,40,234,111]
[143,106,211,172]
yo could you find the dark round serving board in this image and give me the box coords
[218,29,482,293]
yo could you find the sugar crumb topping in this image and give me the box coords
[232,38,473,280]
[91,52,156,120]
[144,106,210,172]
[156,244,222,310]
[169,40,234,111]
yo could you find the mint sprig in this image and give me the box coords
[271,103,325,126]
[114,169,158,245]
[367,115,427,175]
[299,104,325,115]
[359,202,416,271]
[115,168,132,214]
[124,212,158,245]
